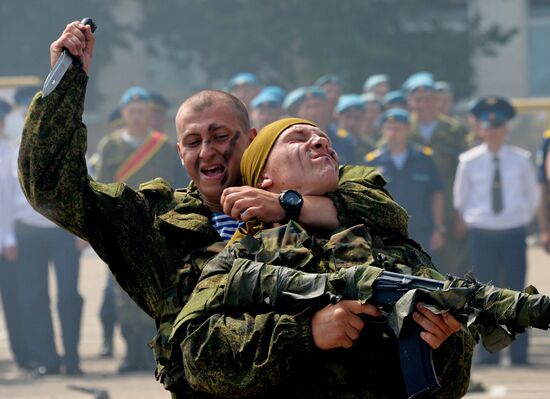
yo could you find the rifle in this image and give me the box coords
[222,261,550,398]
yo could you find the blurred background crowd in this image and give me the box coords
[0,0,550,383]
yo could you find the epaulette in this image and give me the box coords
[365,149,381,162]
[337,128,349,138]
[544,129,550,139]
[422,146,433,156]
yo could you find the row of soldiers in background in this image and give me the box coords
[0,89,84,376]
[225,70,548,366]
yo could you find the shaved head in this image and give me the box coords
[176,90,250,139]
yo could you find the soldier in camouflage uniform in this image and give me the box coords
[406,74,470,277]
[18,22,419,397]
[93,86,185,372]
[173,118,475,398]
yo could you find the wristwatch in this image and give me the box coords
[279,190,304,223]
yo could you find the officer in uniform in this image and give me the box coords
[537,129,550,251]
[366,109,445,263]
[406,73,470,277]
[0,99,31,371]
[453,96,540,365]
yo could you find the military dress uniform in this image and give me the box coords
[18,67,412,398]
[366,144,443,259]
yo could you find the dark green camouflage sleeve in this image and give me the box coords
[17,67,196,318]
[330,165,410,238]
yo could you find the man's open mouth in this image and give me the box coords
[201,165,226,178]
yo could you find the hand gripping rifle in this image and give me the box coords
[221,261,550,398]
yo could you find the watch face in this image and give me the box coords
[284,190,302,205]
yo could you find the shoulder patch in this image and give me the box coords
[422,146,433,156]
[365,149,381,162]
[458,145,484,162]
[337,128,349,138]
[544,129,550,139]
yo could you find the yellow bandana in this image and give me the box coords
[241,117,316,188]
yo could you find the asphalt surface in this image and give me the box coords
[1,246,549,399]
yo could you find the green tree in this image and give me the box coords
[0,0,126,108]
[138,0,515,98]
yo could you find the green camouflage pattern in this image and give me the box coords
[174,222,474,398]
[18,67,415,398]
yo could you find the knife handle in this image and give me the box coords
[80,17,97,33]
[71,18,97,66]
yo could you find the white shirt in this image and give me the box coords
[453,143,540,230]
[0,138,18,251]
[11,142,57,228]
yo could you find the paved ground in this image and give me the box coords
[0,246,549,398]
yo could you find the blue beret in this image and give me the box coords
[360,92,383,111]
[335,94,364,114]
[470,96,516,127]
[314,74,342,87]
[14,86,40,106]
[0,99,12,119]
[250,90,283,109]
[227,72,260,90]
[402,72,435,93]
[380,108,410,125]
[363,74,389,91]
[435,81,453,93]
[383,90,407,107]
[261,85,287,101]
[283,86,327,111]
[119,87,152,107]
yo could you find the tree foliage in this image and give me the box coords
[138,0,516,98]
[0,0,127,107]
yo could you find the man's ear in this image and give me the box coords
[176,143,185,166]
[249,128,257,142]
[260,173,273,190]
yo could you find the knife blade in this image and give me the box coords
[42,18,97,97]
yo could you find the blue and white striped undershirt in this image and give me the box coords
[211,212,243,242]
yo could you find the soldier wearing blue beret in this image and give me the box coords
[331,94,372,165]
[454,95,540,366]
[366,109,445,262]
[363,73,390,101]
[249,89,283,130]
[314,74,343,119]
[405,72,469,278]
[383,90,408,111]
[226,72,261,109]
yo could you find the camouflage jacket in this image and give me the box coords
[18,67,413,398]
[173,222,475,398]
